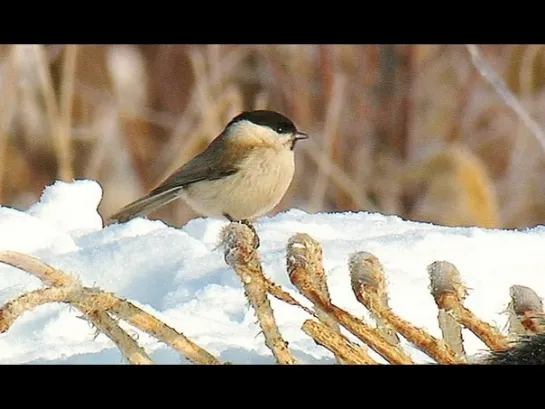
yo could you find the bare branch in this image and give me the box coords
[302,319,378,364]
[220,222,296,364]
[428,260,509,351]
[466,44,545,155]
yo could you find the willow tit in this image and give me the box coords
[108,110,308,237]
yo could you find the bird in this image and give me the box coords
[108,110,308,246]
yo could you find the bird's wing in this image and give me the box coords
[148,136,242,197]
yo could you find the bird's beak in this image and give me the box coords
[293,131,309,140]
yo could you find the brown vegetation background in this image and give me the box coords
[1,44,544,229]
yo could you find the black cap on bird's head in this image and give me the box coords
[227,110,308,142]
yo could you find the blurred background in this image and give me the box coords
[1,44,545,230]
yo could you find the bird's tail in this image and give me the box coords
[107,189,181,224]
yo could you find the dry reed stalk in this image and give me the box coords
[466,44,545,155]
[264,279,316,317]
[428,261,509,351]
[0,286,154,365]
[107,45,152,190]
[57,44,77,181]
[348,252,400,345]
[0,286,77,333]
[301,139,377,211]
[352,276,460,364]
[0,250,76,287]
[405,258,465,360]
[153,46,250,179]
[508,285,545,335]
[32,45,73,181]
[0,251,220,364]
[220,222,296,364]
[302,319,378,364]
[92,291,221,364]
[308,73,346,212]
[283,233,347,364]
[286,233,413,364]
[0,46,18,202]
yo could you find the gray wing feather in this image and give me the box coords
[108,135,240,223]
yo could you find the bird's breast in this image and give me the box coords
[182,147,296,220]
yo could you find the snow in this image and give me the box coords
[1,179,544,364]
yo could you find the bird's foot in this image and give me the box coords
[240,219,260,249]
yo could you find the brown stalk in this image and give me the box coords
[508,285,545,335]
[0,286,154,365]
[57,44,77,181]
[353,278,460,364]
[348,251,400,345]
[302,319,378,365]
[0,251,220,365]
[286,233,413,365]
[420,258,466,360]
[264,278,316,318]
[0,46,18,202]
[0,250,77,287]
[428,261,509,351]
[220,222,296,364]
[89,290,220,364]
[32,44,73,181]
[283,233,347,364]
[308,72,346,212]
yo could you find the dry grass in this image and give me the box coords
[1,224,541,364]
[2,44,545,229]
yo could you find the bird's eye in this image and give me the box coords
[276,126,284,133]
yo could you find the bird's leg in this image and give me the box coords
[240,219,260,249]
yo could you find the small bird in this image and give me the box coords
[108,110,308,245]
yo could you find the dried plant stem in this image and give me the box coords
[0,286,154,364]
[264,279,316,317]
[466,44,545,155]
[0,251,221,365]
[95,292,220,364]
[357,289,460,364]
[32,44,73,181]
[302,139,376,211]
[286,233,413,364]
[57,44,77,181]
[428,261,509,351]
[0,250,77,287]
[309,73,346,212]
[349,252,400,345]
[424,259,466,360]
[437,310,466,361]
[302,319,377,364]
[0,46,19,202]
[221,223,296,364]
[286,233,347,364]
[508,285,545,335]
[0,286,76,332]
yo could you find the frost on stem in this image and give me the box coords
[0,285,154,364]
[285,233,347,363]
[221,222,296,364]
[302,319,377,364]
[349,251,400,346]
[287,233,413,365]
[427,260,509,352]
[349,254,459,364]
[426,260,467,361]
[508,285,545,336]
[0,250,221,365]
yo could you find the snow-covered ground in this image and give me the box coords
[1,180,543,364]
